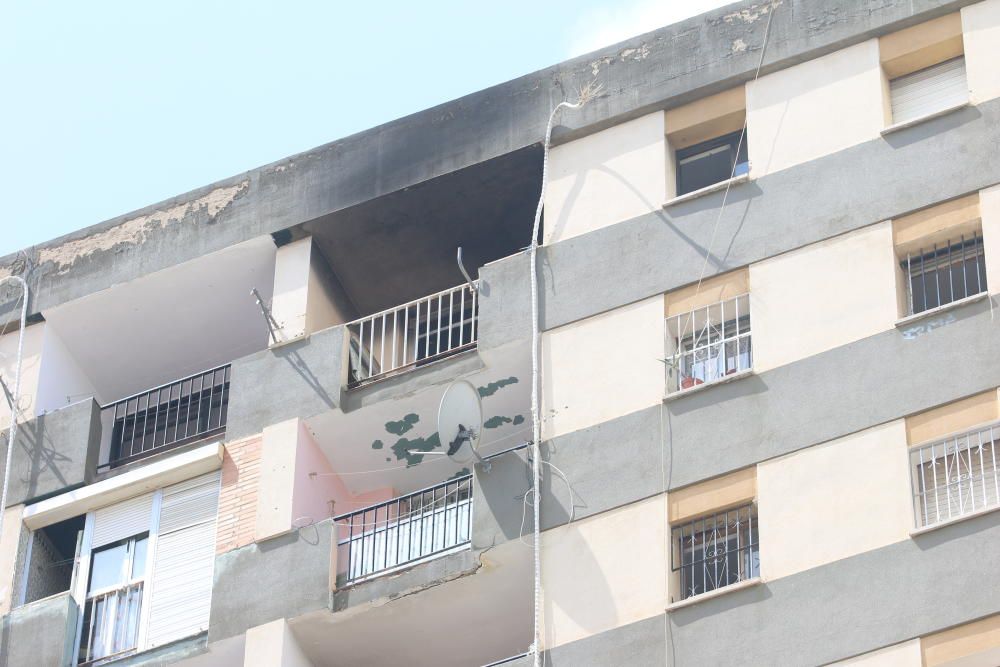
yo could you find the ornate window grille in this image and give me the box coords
[671,504,759,601]
[902,232,986,315]
[911,422,1000,528]
[665,293,751,393]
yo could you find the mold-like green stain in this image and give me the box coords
[484,415,513,429]
[391,432,441,467]
[513,415,525,425]
[385,413,420,436]
[371,439,384,450]
[478,376,519,398]
[447,467,471,481]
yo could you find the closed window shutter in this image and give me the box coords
[890,57,968,124]
[92,493,154,549]
[145,471,220,647]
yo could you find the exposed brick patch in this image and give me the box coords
[216,435,262,555]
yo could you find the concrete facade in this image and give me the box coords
[2,1,1000,665]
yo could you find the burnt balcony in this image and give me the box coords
[97,364,231,472]
[346,283,478,387]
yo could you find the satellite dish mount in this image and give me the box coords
[438,380,490,473]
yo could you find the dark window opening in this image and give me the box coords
[22,515,85,606]
[676,130,749,197]
[901,232,987,315]
[101,365,231,471]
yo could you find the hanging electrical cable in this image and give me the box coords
[0,276,30,569]
[526,80,602,666]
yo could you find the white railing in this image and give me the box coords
[334,475,472,583]
[347,283,478,386]
[78,582,144,665]
[665,293,751,393]
[911,422,1000,528]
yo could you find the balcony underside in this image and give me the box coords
[297,537,532,667]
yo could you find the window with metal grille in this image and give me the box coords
[911,422,1000,528]
[665,293,751,393]
[675,130,749,196]
[671,504,759,601]
[901,232,986,315]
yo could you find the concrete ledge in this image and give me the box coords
[0,592,79,667]
[332,549,480,613]
[209,523,333,643]
[339,349,485,413]
[0,399,101,508]
[226,326,345,441]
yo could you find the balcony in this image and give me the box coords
[333,474,473,585]
[346,283,478,387]
[98,364,231,472]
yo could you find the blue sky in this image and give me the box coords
[0,0,726,257]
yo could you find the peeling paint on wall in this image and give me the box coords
[371,439,384,450]
[484,416,513,429]
[447,467,471,481]
[390,433,441,467]
[513,415,525,426]
[37,180,249,274]
[478,376,519,397]
[385,413,419,435]
[720,0,783,25]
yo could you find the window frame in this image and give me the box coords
[675,130,749,197]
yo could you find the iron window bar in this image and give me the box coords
[911,421,1000,528]
[902,232,987,315]
[671,503,759,601]
[98,364,231,471]
[665,293,751,393]
[333,474,473,584]
[346,283,478,387]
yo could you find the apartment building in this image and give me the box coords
[2,0,1000,665]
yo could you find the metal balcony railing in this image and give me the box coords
[334,474,472,583]
[671,503,759,601]
[902,231,987,315]
[911,421,1000,528]
[99,364,231,471]
[347,284,478,386]
[78,582,143,665]
[665,293,752,393]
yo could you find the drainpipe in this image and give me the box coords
[0,276,29,550]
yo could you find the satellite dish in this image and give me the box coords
[437,380,489,471]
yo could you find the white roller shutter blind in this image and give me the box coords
[890,57,968,124]
[91,493,154,548]
[145,471,220,647]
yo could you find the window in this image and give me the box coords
[889,57,968,125]
[880,13,967,127]
[58,471,222,665]
[665,293,751,393]
[901,231,986,315]
[911,422,1000,528]
[675,131,749,196]
[671,504,759,600]
[79,535,148,665]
